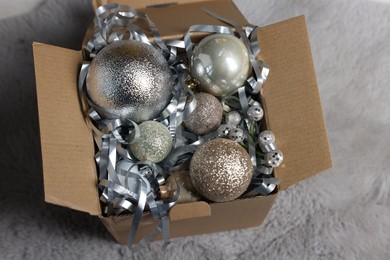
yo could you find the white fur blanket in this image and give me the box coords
[1,0,389,259]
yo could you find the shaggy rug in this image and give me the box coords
[1,0,390,259]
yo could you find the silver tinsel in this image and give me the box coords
[86,40,173,123]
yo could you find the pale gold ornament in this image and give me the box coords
[189,138,253,202]
[160,171,201,203]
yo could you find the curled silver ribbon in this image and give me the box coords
[78,3,282,250]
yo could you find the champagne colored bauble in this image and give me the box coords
[129,121,172,163]
[160,171,201,204]
[190,34,251,97]
[189,138,253,202]
[87,40,173,123]
[183,92,223,135]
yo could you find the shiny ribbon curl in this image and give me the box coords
[78,3,280,250]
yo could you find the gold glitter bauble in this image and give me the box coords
[189,138,253,202]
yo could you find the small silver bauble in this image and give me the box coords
[129,121,172,163]
[264,149,284,167]
[87,40,173,123]
[190,34,251,97]
[189,138,253,202]
[258,130,276,152]
[228,127,245,143]
[183,92,223,135]
[217,124,233,137]
[247,104,264,121]
[225,111,242,126]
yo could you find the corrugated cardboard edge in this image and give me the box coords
[259,16,333,190]
[100,194,277,244]
[93,0,224,10]
[90,0,248,42]
[33,42,101,216]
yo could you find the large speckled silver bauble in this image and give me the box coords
[183,92,223,135]
[129,121,172,163]
[190,34,251,97]
[86,40,173,123]
[189,138,253,202]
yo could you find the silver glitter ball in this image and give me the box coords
[228,127,245,143]
[264,149,284,167]
[225,111,242,126]
[217,124,233,137]
[258,130,276,152]
[247,104,264,121]
[190,34,251,97]
[189,138,253,202]
[258,130,275,145]
[183,92,223,135]
[129,121,172,163]
[86,40,173,123]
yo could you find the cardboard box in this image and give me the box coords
[33,0,332,244]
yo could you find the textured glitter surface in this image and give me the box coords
[265,149,284,167]
[228,127,245,142]
[189,138,253,202]
[86,40,173,122]
[247,104,264,121]
[225,111,242,126]
[183,92,223,135]
[129,121,172,163]
[190,34,251,97]
[258,130,275,145]
[217,124,233,137]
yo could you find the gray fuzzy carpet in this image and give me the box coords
[1,0,390,259]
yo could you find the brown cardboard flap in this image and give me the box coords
[91,0,248,41]
[94,0,224,9]
[169,201,211,221]
[100,194,277,244]
[258,16,332,190]
[33,43,101,215]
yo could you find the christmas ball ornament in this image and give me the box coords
[258,130,276,152]
[189,138,253,202]
[183,92,223,135]
[160,171,201,204]
[228,127,245,142]
[265,149,284,167]
[217,124,233,137]
[190,34,251,97]
[129,121,172,163]
[247,104,264,121]
[225,111,241,126]
[87,40,173,123]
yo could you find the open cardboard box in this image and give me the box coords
[33,0,332,244]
